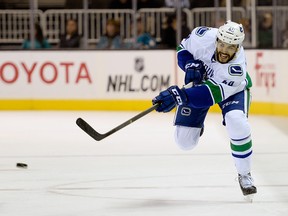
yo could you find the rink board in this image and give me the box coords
[0,50,287,116]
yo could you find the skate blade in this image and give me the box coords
[244,194,254,203]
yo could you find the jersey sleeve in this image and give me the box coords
[176,28,196,71]
[177,48,194,72]
[177,27,215,72]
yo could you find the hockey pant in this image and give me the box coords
[174,89,252,175]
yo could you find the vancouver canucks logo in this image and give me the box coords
[228,65,243,76]
[196,26,210,37]
[181,107,191,116]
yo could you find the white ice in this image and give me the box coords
[0,110,287,216]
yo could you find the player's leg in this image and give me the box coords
[174,105,209,150]
[219,89,257,196]
[219,90,252,175]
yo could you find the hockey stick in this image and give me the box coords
[76,103,160,141]
[76,83,192,141]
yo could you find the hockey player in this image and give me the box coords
[152,20,257,197]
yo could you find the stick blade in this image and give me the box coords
[76,118,105,141]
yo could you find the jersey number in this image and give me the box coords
[222,80,235,86]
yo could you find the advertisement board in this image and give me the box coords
[0,50,287,115]
[246,50,286,103]
[0,50,176,99]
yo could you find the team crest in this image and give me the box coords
[181,107,191,116]
[228,65,243,76]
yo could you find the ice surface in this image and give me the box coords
[0,111,287,216]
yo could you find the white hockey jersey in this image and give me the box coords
[178,26,252,105]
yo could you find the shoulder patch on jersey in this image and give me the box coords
[228,64,243,76]
[195,26,211,37]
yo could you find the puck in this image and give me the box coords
[16,163,28,169]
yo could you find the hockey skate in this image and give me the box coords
[238,173,257,202]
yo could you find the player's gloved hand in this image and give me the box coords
[184,59,206,85]
[152,85,187,113]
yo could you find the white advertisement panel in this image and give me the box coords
[0,50,176,100]
[0,50,287,104]
[99,50,176,99]
[245,50,287,103]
